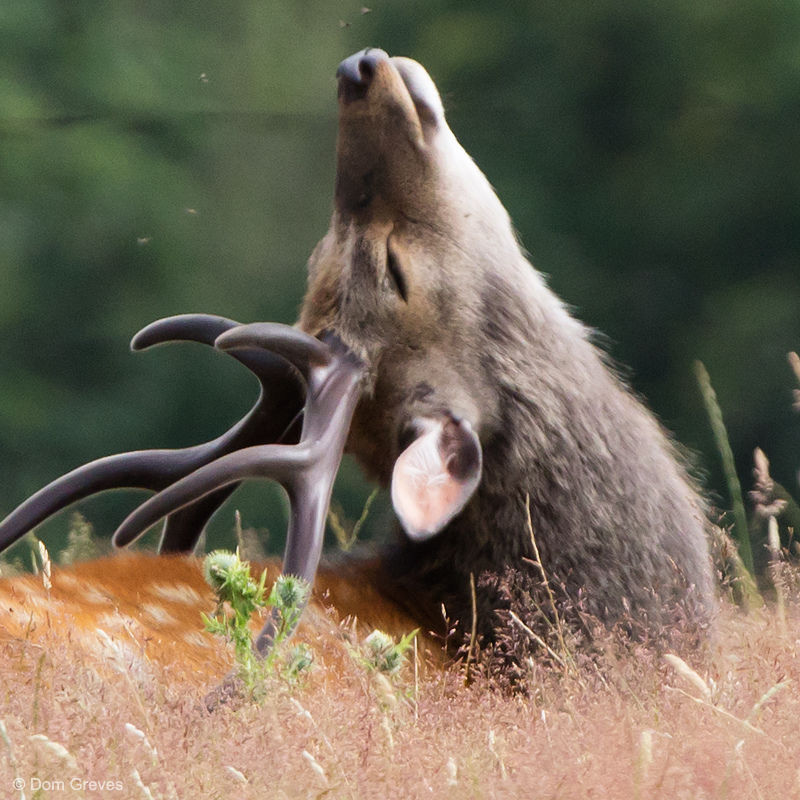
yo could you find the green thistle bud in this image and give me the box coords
[274,574,310,610]
[203,550,241,599]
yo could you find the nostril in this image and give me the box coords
[359,48,390,80]
[358,56,375,82]
[336,48,389,86]
[358,47,387,81]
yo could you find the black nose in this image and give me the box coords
[336,48,390,86]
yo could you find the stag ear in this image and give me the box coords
[391,416,482,541]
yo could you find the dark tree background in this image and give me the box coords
[1,1,798,555]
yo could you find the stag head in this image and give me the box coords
[303,49,523,527]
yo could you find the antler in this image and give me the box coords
[0,313,365,657]
[0,313,305,553]
[112,323,365,652]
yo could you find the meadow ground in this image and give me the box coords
[0,553,798,800]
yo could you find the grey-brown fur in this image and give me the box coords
[302,50,714,641]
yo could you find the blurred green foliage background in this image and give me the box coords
[1,1,798,556]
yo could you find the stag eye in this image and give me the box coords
[386,242,408,302]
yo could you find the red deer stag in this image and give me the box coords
[0,50,714,677]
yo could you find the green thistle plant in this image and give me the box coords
[202,549,312,697]
[361,628,418,675]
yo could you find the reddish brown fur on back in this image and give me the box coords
[0,553,441,686]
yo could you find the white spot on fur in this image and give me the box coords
[8,581,43,601]
[181,630,212,649]
[148,582,203,605]
[94,612,129,631]
[53,572,81,592]
[140,602,179,627]
[74,585,114,606]
[92,629,138,669]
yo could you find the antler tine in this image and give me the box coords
[0,314,305,554]
[157,487,241,553]
[110,327,365,652]
[132,314,301,394]
[215,322,333,381]
[131,313,239,350]
[0,447,201,551]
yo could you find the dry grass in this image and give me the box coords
[0,560,799,800]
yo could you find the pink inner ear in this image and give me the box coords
[391,418,481,541]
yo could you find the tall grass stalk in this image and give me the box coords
[0,720,25,800]
[524,494,576,673]
[328,487,379,551]
[633,728,653,800]
[464,572,478,684]
[767,516,787,638]
[694,361,754,574]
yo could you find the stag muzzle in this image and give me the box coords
[334,48,444,216]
